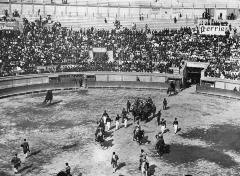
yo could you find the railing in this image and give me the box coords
[0,72,183,98]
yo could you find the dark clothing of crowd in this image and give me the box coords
[0,17,239,80]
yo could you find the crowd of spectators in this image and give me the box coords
[0,15,240,80]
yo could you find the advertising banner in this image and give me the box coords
[0,21,20,31]
[199,25,229,35]
[92,47,107,53]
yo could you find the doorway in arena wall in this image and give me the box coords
[186,67,203,85]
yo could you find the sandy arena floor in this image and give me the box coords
[1,87,240,176]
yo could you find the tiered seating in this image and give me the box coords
[51,16,196,30]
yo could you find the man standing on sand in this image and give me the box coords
[115,114,120,130]
[21,139,30,158]
[173,118,179,134]
[11,153,21,174]
[111,152,119,173]
[156,110,161,126]
[126,100,131,113]
[160,118,166,134]
[102,110,109,124]
[163,98,167,110]
[121,108,127,123]
[106,115,112,131]
[139,149,149,170]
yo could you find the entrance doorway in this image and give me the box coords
[186,67,203,85]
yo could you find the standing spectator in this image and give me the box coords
[106,115,112,131]
[173,118,179,134]
[174,17,177,23]
[11,153,21,174]
[156,110,161,126]
[38,9,41,16]
[115,114,120,130]
[111,152,119,173]
[21,139,30,158]
[126,100,131,113]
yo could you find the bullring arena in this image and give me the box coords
[0,73,240,176]
[1,0,240,176]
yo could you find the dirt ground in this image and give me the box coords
[1,87,240,176]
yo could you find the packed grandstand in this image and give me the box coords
[0,0,240,81]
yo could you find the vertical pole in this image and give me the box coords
[107,1,109,17]
[193,3,195,19]
[97,0,99,16]
[128,1,130,17]
[139,7,141,19]
[21,0,23,16]
[118,2,120,18]
[86,1,88,16]
[54,3,56,15]
[9,0,12,16]
[32,0,34,15]
[76,0,78,16]
[43,0,46,16]
[149,2,151,19]
[65,3,67,16]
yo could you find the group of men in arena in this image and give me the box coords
[10,139,30,174]
[97,97,179,173]
[10,138,73,175]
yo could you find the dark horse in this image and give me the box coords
[155,135,169,157]
[167,81,177,96]
[43,90,53,104]
[95,127,105,146]
[133,129,144,145]
[56,171,72,176]
[132,100,156,122]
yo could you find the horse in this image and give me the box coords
[132,99,156,122]
[56,171,72,176]
[155,135,169,157]
[133,129,144,145]
[141,161,148,176]
[43,90,53,104]
[95,127,104,146]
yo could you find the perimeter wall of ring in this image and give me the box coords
[0,72,182,98]
[197,77,240,99]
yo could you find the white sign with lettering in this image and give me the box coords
[199,25,229,35]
